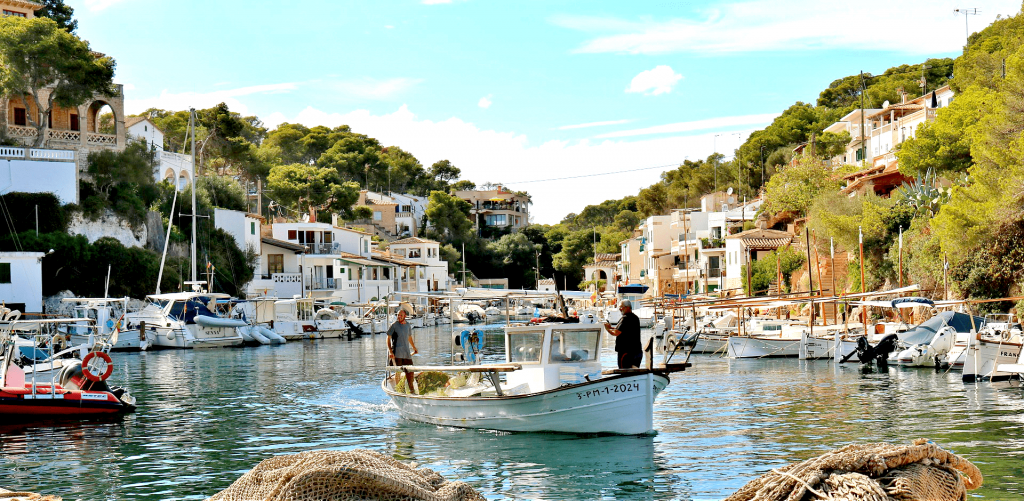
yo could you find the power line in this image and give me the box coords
[505,162,687,185]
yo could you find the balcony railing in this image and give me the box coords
[0,146,75,161]
[707,268,723,278]
[306,277,338,291]
[86,133,117,146]
[303,242,341,255]
[700,238,725,249]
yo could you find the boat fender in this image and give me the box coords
[463,329,484,363]
[82,351,113,382]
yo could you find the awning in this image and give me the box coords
[336,256,384,267]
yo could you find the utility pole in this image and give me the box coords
[954,8,980,46]
[535,249,540,290]
[859,71,867,165]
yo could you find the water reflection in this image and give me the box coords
[0,327,1022,499]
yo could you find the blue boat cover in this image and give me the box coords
[898,311,985,345]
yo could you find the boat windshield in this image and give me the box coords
[508,330,544,363]
[168,299,220,324]
[549,329,599,363]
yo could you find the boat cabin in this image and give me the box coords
[503,323,604,392]
[274,297,315,322]
[147,292,230,325]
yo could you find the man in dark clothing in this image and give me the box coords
[603,299,642,369]
[387,309,419,392]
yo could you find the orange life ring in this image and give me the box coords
[82,351,113,382]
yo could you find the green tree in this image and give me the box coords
[488,232,542,289]
[761,156,850,217]
[267,164,360,221]
[551,229,594,289]
[896,85,993,178]
[425,190,473,242]
[381,146,426,194]
[36,0,76,33]
[318,132,386,189]
[741,246,805,295]
[450,179,476,191]
[0,16,115,147]
[86,137,156,196]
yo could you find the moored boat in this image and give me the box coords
[383,322,687,434]
[1,318,136,420]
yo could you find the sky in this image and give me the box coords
[67,0,1021,224]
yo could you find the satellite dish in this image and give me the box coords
[727,187,733,195]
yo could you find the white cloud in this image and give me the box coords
[262,105,756,224]
[556,119,632,130]
[478,95,492,109]
[595,113,778,139]
[124,82,297,116]
[625,65,682,96]
[553,0,1023,55]
[83,0,128,11]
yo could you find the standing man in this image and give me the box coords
[603,299,642,369]
[387,309,419,392]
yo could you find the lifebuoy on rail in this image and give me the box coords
[82,351,113,382]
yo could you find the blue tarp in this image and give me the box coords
[898,311,985,345]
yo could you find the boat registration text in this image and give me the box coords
[576,382,641,400]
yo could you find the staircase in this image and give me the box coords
[819,254,847,323]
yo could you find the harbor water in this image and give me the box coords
[2,324,1023,500]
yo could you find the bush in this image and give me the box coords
[742,246,806,295]
[0,192,68,234]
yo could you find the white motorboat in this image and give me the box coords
[63,297,152,351]
[383,322,687,435]
[272,297,323,340]
[727,319,805,358]
[125,292,246,349]
[962,313,1023,382]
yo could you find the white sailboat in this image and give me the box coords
[125,108,245,349]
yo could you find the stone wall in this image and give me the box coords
[68,209,149,248]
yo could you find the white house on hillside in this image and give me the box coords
[388,237,451,291]
[125,116,194,190]
[0,252,44,313]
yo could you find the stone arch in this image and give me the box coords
[163,167,176,183]
[178,170,191,190]
[86,100,117,134]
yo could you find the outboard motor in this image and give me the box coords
[345,320,365,338]
[452,329,484,364]
[842,334,900,370]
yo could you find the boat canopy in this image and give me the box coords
[898,311,985,345]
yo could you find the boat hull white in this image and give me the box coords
[384,372,669,435]
[728,336,801,358]
[963,338,1022,382]
[799,332,858,360]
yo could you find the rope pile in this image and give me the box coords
[725,439,982,501]
[208,449,484,501]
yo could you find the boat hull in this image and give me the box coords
[963,338,1022,382]
[799,332,858,360]
[0,385,134,419]
[384,372,668,435]
[728,336,801,358]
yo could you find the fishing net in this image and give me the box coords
[725,439,982,501]
[0,488,61,501]
[395,371,450,395]
[208,449,484,501]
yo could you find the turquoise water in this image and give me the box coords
[1,325,1022,500]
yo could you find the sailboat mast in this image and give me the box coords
[190,108,198,290]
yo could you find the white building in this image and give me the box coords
[262,222,412,303]
[724,229,795,293]
[0,147,77,203]
[387,237,451,291]
[126,116,194,190]
[0,251,44,313]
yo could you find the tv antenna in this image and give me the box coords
[954,8,980,46]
